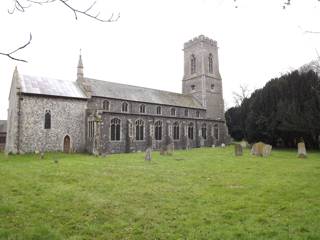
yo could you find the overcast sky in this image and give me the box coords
[1,0,320,120]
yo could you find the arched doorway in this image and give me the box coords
[63,135,71,153]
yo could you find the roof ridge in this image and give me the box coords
[84,77,190,97]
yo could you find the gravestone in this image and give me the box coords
[167,143,174,156]
[297,142,307,158]
[160,146,166,155]
[145,147,152,161]
[200,138,205,147]
[221,143,226,148]
[251,142,265,156]
[240,140,248,148]
[262,144,272,157]
[234,144,243,156]
[185,137,190,150]
[212,144,215,148]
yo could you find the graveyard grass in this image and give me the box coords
[0,147,320,240]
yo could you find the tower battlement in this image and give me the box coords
[184,35,217,49]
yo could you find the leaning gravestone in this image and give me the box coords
[234,144,243,156]
[145,147,152,161]
[262,144,272,157]
[297,142,307,158]
[251,142,266,157]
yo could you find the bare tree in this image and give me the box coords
[0,0,119,62]
[0,33,32,62]
[233,84,251,106]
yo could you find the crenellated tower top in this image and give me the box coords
[184,35,217,49]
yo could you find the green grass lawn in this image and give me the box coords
[0,147,319,240]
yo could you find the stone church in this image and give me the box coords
[5,35,229,154]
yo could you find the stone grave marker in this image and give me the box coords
[145,147,152,161]
[251,142,265,156]
[167,143,174,156]
[240,140,248,148]
[160,146,166,155]
[234,144,243,156]
[221,143,226,148]
[297,142,307,158]
[262,144,272,157]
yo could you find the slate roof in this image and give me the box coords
[0,120,7,133]
[20,75,88,99]
[85,78,204,109]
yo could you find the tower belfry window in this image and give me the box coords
[209,53,213,73]
[191,54,196,74]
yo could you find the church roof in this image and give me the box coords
[85,78,204,109]
[20,75,88,99]
[0,120,6,133]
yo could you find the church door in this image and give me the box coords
[63,135,71,153]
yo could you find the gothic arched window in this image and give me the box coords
[201,123,207,139]
[111,118,121,141]
[208,53,213,73]
[135,119,144,141]
[122,102,128,112]
[139,104,146,113]
[188,122,194,140]
[196,111,200,118]
[214,124,219,140]
[191,54,196,74]
[171,108,176,116]
[156,106,162,115]
[173,122,180,140]
[44,110,51,129]
[103,100,110,110]
[155,121,162,140]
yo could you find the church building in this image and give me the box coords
[5,35,229,154]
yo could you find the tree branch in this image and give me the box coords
[9,0,120,22]
[0,33,32,62]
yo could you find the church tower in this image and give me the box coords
[182,35,225,120]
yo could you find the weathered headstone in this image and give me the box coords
[145,147,152,161]
[212,144,215,148]
[251,142,265,156]
[234,144,243,156]
[167,143,174,156]
[160,146,166,155]
[240,140,248,148]
[221,143,226,148]
[262,144,272,157]
[297,142,307,158]
[185,137,190,150]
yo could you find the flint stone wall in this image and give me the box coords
[17,95,87,153]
